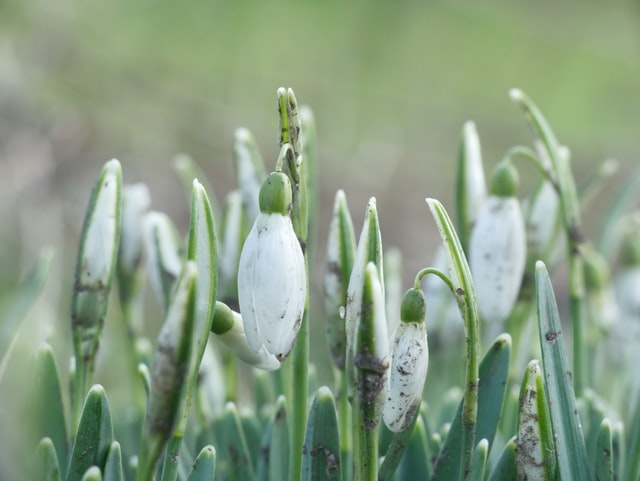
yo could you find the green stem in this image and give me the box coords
[290,303,309,481]
[160,435,182,481]
[426,199,480,480]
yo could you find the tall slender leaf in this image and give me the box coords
[535,261,590,480]
[302,387,341,481]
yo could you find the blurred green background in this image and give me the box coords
[0,0,639,416]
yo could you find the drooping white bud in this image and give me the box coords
[469,162,526,331]
[383,288,429,432]
[237,173,306,362]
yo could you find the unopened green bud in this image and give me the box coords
[583,248,611,292]
[259,172,292,216]
[400,288,426,324]
[489,161,519,197]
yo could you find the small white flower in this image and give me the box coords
[469,162,526,332]
[237,172,306,362]
[383,288,429,433]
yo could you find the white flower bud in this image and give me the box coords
[383,288,429,433]
[470,162,526,332]
[470,196,526,328]
[237,173,306,361]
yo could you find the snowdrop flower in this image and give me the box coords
[211,301,280,371]
[237,172,306,362]
[469,161,526,334]
[383,287,429,432]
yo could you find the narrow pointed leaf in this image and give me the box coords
[233,127,266,224]
[187,446,216,481]
[33,437,61,481]
[0,247,53,373]
[467,439,488,481]
[455,120,486,253]
[487,437,517,481]
[216,403,255,481]
[173,179,218,437]
[173,153,220,222]
[595,419,613,481]
[67,385,114,481]
[269,397,290,481]
[103,442,124,481]
[137,262,197,481]
[516,360,556,481]
[389,415,430,481]
[29,342,69,475]
[302,387,341,481]
[71,160,122,425]
[431,334,510,480]
[535,261,590,480]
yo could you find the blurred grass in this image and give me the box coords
[0,0,638,401]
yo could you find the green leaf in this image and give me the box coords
[516,360,556,481]
[624,395,640,481]
[216,403,256,481]
[324,189,357,370]
[302,387,341,481]
[467,439,488,481]
[595,419,613,481]
[30,343,69,475]
[70,159,122,428]
[66,385,114,481]
[144,211,183,311]
[535,261,590,480]
[393,415,430,481]
[233,127,266,224]
[103,442,124,481]
[454,120,486,254]
[487,437,517,481]
[173,153,220,222]
[0,247,53,375]
[33,437,61,481]
[269,396,290,481]
[431,334,511,480]
[137,262,197,481]
[186,446,216,481]
[173,179,218,437]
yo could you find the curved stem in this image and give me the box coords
[426,199,480,480]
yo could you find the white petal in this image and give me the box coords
[238,213,306,361]
[470,196,526,326]
[237,218,261,352]
[383,322,428,432]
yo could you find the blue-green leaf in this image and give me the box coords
[535,261,590,480]
[186,446,216,481]
[302,387,341,481]
[33,437,61,481]
[66,385,114,481]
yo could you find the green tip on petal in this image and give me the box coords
[489,161,519,197]
[400,288,426,324]
[259,172,292,215]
